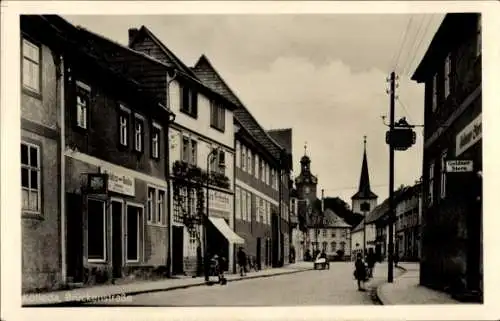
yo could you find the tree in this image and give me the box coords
[323,197,363,227]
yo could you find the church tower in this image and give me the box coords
[351,136,378,215]
[295,143,318,204]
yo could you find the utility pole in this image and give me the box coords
[387,71,396,283]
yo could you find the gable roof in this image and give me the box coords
[129,25,199,79]
[323,209,351,228]
[352,218,365,233]
[364,186,409,225]
[192,54,284,161]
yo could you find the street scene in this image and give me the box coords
[13,10,482,309]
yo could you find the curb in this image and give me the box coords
[23,267,313,307]
[375,265,408,305]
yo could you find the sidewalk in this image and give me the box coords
[376,262,460,305]
[22,261,313,306]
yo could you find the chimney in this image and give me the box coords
[128,28,139,47]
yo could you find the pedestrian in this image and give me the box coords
[394,253,399,268]
[366,252,376,278]
[354,253,367,291]
[216,253,227,285]
[237,247,247,277]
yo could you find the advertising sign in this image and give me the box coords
[456,114,481,156]
[100,168,135,196]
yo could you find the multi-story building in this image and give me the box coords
[21,15,64,292]
[190,55,290,270]
[289,187,304,262]
[411,13,482,300]
[305,209,351,261]
[395,183,422,262]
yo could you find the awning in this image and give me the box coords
[208,217,245,244]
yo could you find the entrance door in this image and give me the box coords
[111,201,123,278]
[256,238,262,270]
[66,193,84,283]
[172,226,184,275]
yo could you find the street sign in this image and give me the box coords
[446,160,473,173]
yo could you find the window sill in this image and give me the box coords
[210,125,225,133]
[22,211,44,221]
[22,87,42,100]
[180,109,198,119]
[146,222,168,228]
[88,259,107,264]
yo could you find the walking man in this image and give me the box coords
[237,247,247,277]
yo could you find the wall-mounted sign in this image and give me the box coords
[209,190,231,212]
[456,114,481,156]
[100,168,135,196]
[446,160,474,173]
[87,173,108,194]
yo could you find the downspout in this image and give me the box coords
[59,55,67,285]
[165,70,178,277]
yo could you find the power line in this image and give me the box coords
[404,15,435,77]
[401,15,429,76]
[393,16,414,73]
[396,97,413,123]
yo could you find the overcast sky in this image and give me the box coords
[65,14,444,205]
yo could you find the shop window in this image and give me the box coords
[126,205,142,262]
[21,142,41,214]
[88,198,106,262]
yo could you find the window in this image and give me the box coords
[266,201,271,225]
[444,54,451,99]
[322,242,327,251]
[210,100,225,131]
[180,84,198,118]
[246,192,252,222]
[259,159,265,181]
[22,38,41,94]
[189,189,197,217]
[134,115,144,152]
[247,150,252,175]
[181,136,197,166]
[241,190,247,221]
[431,74,437,112]
[254,155,259,179]
[88,199,106,261]
[76,81,90,129]
[440,150,447,199]
[235,187,241,219]
[126,205,142,262]
[217,150,225,175]
[259,198,264,223]
[322,229,327,237]
[331,242,336,252]
[147,187,155,222]
[477,14,482,57]
[151,123,161,159]
[158,190,165,225]
[265,164,270,185]
[21,142,41,213]
[331,230,336,238]
[236,142,241,168]
[119,105,130,147]
[173,186,187,223]
[340,241,346,251]
[241,146,246,171]
[428,161,435,206]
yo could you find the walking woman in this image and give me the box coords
[354,253,367,291]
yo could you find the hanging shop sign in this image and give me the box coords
[87,173,108,195]
[446,160,474,173]
[100,168,135,196]
[456,114,481,156]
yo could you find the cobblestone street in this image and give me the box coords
[85,262,402,306]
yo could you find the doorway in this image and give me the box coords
[111,200,123,278]
[66,193,84,283]
[256,238,262,270]
[172,226,184,275]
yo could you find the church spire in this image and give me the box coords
[352,136,377,200]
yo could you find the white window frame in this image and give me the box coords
[76,81,90,130]
[235,187,241,220]
[247,149,252,175]
[236,142,241,169]
[440,150,447,199]
[428,161,435,206]
[147,186,156,223]
[190,139,198,167]
[432,74,438,112]
[157,189,166,226]
[21,141,41,214]
[255,155,259,179]
[119,105,131,147]
[125,202,144,263]
[241,146,247,171]
[87,198,107,263]
[444,55,451,99]
[134,114,145,152]
[152,122,162,159]
[246,192,252,222]
[22,38,41,94]
[242,190,247,221]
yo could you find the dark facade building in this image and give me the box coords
[395,183,422,262]
[411,13,482,300]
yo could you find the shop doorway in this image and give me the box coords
[172,226,184,275]
[111,200,123,278]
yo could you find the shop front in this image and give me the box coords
[64,154,168,285]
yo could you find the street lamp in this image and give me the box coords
[204,147,225,283]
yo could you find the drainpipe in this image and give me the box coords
[59,55,67,285]
[165,70,178,277]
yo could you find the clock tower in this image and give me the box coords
[351,136,378,215]
[295,143,318,204]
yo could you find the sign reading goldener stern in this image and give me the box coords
[446,160,474,173]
